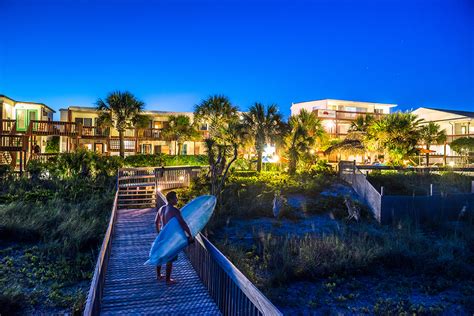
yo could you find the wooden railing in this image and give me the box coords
[155,166,204,190]
[81,126,110,138]
[314,110,386,121]
[28,153,59,163]
[118,167,156,188]
[185,234,282,316]
[0,119,16,134]
[84,190,119,316]
[29,120,77,136]
[155,190,282,316]
[0,135,27,151]
[139,128,162,140]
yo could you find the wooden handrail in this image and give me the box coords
[155,190,282,315]
[84,190,119,316]
[186,234,282,316]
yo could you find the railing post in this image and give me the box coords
[430,183,433,196]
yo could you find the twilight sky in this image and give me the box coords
[1,0,472,118]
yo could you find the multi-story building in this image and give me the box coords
[58,106,208,156]
[1,94,209,170]
[290,99,396,138]
[412,107,474,164]
[0,95,56,167]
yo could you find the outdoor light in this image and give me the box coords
[179,176,185,181]
[324,120,335,129]
[448,161,455,167]
[309,149,315,155]
[157,187,162,191]
[264,144,276,156]
[273,155,280,162]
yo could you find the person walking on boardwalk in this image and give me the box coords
[154,191,193,285]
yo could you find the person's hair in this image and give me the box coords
[166,191,177,202]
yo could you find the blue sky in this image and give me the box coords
[1,0,472,118]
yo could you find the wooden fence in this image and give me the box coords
[83,190,119,316]
[339,161,382,222]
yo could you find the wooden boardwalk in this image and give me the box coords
[100,207,221,315]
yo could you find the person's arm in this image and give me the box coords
[171,209,193,241]
[154,208,162,233]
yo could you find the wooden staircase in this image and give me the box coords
[117,185,157,209]
[117,171,157,209]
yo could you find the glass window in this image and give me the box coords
[83,118,92,127]
[75,118,84,125]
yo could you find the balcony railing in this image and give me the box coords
[138,128,161,140]
[314,110,386,121]
[0,119,16,134]
[81,126,110,138]
[29,120,78,136]
[0,135,27,151]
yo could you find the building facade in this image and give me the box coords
[58,106,208,156]
[291,99,396,138]
[411,107,474,164]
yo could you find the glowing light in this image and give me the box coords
[179,176,185,181]
[157,187,162,191]
[273,155,280,162]
[324,120,335,130]
[309,149,315,155]
[448,161,455,167]
[264,144,276,156]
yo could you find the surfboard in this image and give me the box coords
[145,195,216,266]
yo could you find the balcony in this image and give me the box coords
[139,128,162,140]
[29,120,78,136]
[0,119,16,134]
[81,126,110,138]
[0,135,27,151]
[314,109,386,121]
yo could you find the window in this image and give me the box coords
[374,109,384,114]
[75,118,92,126]
[83,118,92,127]
[75,118,83,125]
[200,123,208,131]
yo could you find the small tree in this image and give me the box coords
[419,122,447,166]
[161,115,200,155]
[96,91,149,158]
[242,103,285,172]
[450,137,474,165]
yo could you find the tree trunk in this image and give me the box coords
[119,130,125,158]
[177,142,182,155]
[257,149,263,172]
[425,143,430,167]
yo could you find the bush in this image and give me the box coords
[123,154,208,167]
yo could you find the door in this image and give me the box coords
[94,143,104,154]
[16,109,38,132]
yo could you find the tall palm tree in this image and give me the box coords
[286,109,324,174]
[419,122,447,166]
[242,103,284,172]
[368,112,422,165]
[194,95,239,140]
[161,115,200,155]
[96,91,148,158]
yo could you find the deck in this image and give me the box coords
[100,207,221,315]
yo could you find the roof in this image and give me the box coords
[292,98,397,107]
[0,94,56,113]
[421,107,474,119]
[60,106,194,116]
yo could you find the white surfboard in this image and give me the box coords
[145,195,216,266]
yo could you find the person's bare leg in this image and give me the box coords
[166,262,176,285]
[156,266,164,280]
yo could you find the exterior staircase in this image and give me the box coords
[117,172,157,209]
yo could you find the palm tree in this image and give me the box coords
[286,109,324,174]
[242,103,284,172]
[194,95,239,140]
[96,91,149,158]
[161,115,200,155]
[194,95,242,197]
[368,112,422,165]
[419,122,447,166]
